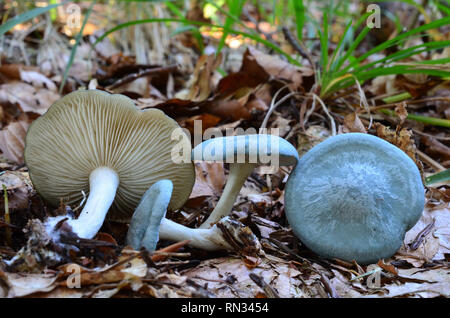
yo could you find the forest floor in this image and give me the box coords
[0,1,449,298]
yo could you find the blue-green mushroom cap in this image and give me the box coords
[285,133,425,264]
[192,134,299,166]
[126,179,173,251]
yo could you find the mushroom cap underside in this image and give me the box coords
[285,133,425,264]
[25,90,195,221]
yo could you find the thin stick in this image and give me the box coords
[261,87,302,129]
[2,185,12,246]
[312,93,336,136]
[369,97,450,111]
[281,26,317,80]
[151,240,190,262]
[417,149,446,172]
[108,64,178,90]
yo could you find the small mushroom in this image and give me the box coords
[285,133,425,264]
[126,180,173,251]
[127,179,259,252]
[192,134,299,228]
[25,90,194,239]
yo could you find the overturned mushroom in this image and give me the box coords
[192,134,299,228]
[24,90,195,239]
[127,179,260,252]
[285,133,425,264]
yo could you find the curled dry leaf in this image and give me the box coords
[0,64,57,91]
[183,256,307,298]
[1,271,59,298]
[297,125,331,156]
[180,113,221,136]
[0,113,37,164]
[369,75,399,95]
[396,202,450,266]
[341,112,367,133]
[208,90,267,121]
[189,162,225,199]
[373,122,418,165]
[377,260,398,275]
[243,47,313,91]
[176,53,223,101]
[0,82,60,115]
[395,102,408,125]
[0,171,33,211]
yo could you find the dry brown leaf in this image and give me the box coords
[396,203,450,266]
[0,64,56,91]
[0,82,59,115]
[180,113,221,136]
[0,113,36,164]
[183,256,307,298]
[244,47,313,90]
[189,162,225,199]
[0,171,33,211]
[369,75,399,95]
[377,260,398,275]
[178,53,222,101]
[208,92,263,121]
[342,112,367,133]
[2,271,59,297]
[383,281,449,297]
[373,122,418,164]
[59,253,147,288]
[297,125,331,157]
[395,102,408,125]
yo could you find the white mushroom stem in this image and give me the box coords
[159,218,232,251]
[66,166,119,239]
[199,163,256,228]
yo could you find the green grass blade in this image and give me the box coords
[355,65,450,81]
[93,17,301,66]
[380,109,450,128]
[436,2,450,15]
[217,0,245,54]
[425,169,450,186]
[0,1,65,37]
[292,0,305,42]
[319,12,329,72]
[328,12,371,74]
[205,0,253,33]
[334,26,370,72]
[343,17,450,72]
[350,41,450,75]
[165,1,184,18]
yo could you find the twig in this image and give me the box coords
[409,219,435,250]
[260,86,302,129]
[151,240,190,262]
[417,149,446,172]
[249,273,280,298]
[319,273,340,298]
[369,97,450,111]
[412,129,450,142]
[281,26,317,78]
[108,64,178,90]
[312,93,337,136]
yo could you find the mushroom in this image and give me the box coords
[24,90,195,239]
[127,134,299,252]
[127,179,260,252]
[284,133,425,264]
[192,134,299,228]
